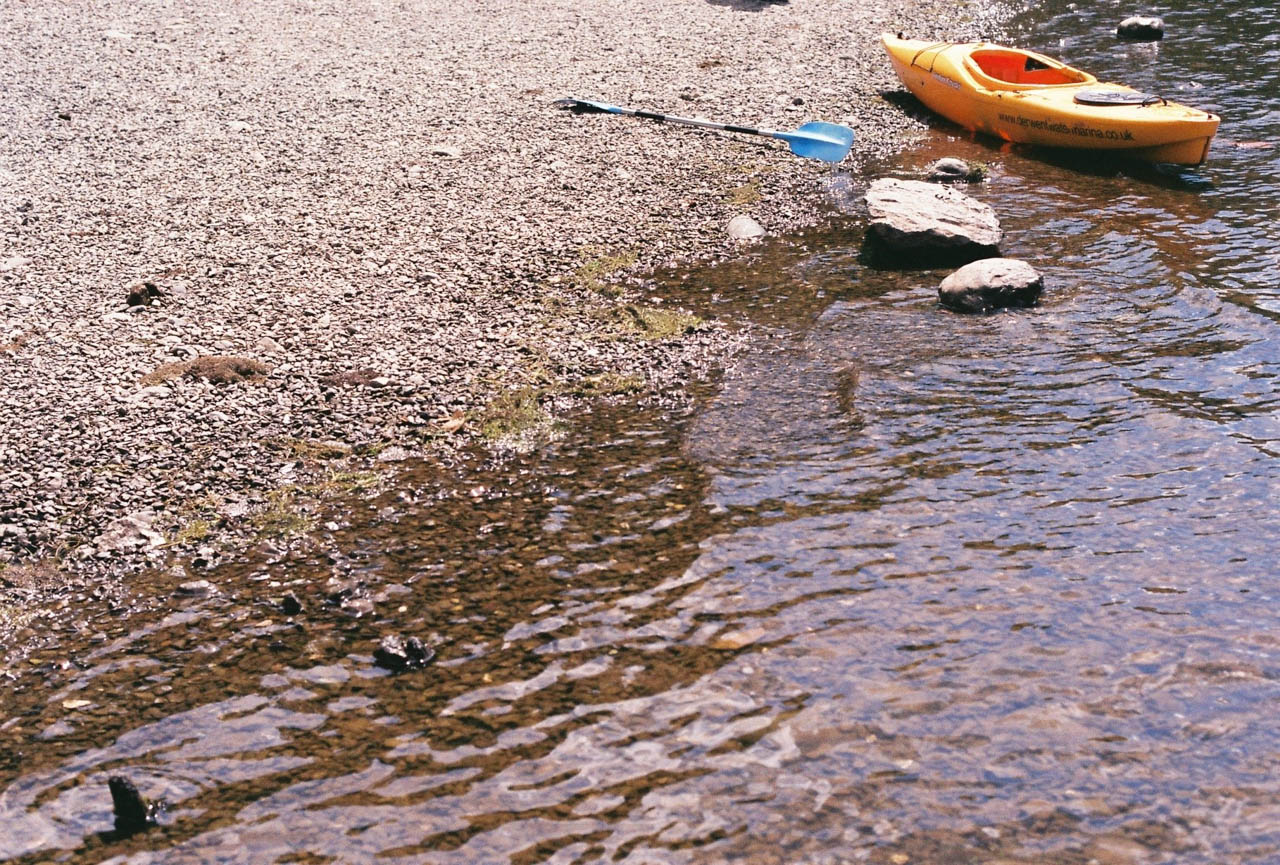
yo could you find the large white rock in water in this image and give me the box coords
[865,178,1001,263]
[938,258,1043,313]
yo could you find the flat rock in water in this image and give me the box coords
[938,257,1043,313]
[865,178,1001,264]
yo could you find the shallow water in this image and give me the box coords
[4,1,1280,863]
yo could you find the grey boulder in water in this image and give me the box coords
[1117,15,1164,40]
[938,258,1043,313]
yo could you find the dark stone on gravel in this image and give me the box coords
[320,368,384,388]
[280,592,303,615]
[124,282,163,307]
[108,776,158,836]
[373,634,435,671]
[938,258,1043,313]
[184,356,271,384]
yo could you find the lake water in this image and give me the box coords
[3,1,1279,862]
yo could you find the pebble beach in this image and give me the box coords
[0,0,989,604]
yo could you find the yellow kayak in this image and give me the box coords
[882,33,1220,165]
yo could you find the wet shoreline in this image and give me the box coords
[1,0,994,641]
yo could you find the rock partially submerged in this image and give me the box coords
[1117,15,1164,40]
[864,178,1002,264]
[926,157,985,183]
[108,776,160,836]
[938,258,1043,313]
[373,634,435,672]
[280,592,304,615]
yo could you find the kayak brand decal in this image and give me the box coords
[998,112,1135,141]
[930,71,962,90]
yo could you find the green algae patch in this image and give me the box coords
[571,373,647,398]
[251,487,317,540]
[140,356,271,386]
[573,247,639,296]
[623,305,704,340]
[725,182,762,206]
[480,387,552,440]
[172,518,213,546]
[312,470,382,494]
[279,439,353,461]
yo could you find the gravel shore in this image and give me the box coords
[0,0,990,590]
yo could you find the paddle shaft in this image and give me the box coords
[604,104,786,141]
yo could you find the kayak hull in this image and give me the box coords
[882,34,1219,165]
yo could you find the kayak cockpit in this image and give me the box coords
[963,48,1096,90]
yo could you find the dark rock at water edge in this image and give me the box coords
[1117,15,1163,40]
[864,178,1002,266]
[374,634,435,671]
[108,776,159,836]
[938,258,1043,313]
[926,157,986,183]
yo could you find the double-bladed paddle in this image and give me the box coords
[555,97,855,163]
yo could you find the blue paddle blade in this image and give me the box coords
[777,121,856,163]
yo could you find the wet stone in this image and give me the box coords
[108,776,159,836]
[938,257,1043,314]
[864,178,1002,264]
[926,157,984,183]
[373,634,435,672]
[280,592,303,615]
[175,579,216,597]
[1117,15,1164,40]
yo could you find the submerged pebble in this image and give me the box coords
[373,634,436,672]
